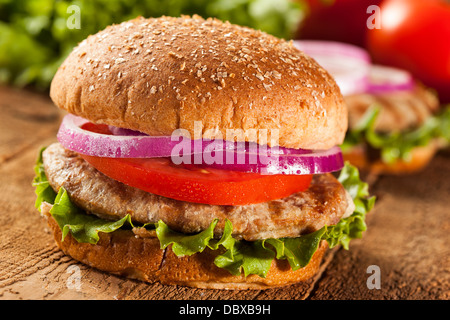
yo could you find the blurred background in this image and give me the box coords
[0,0,305,90]
[0,0,449,104]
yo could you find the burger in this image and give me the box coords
[342,75,450,175]
[33,15,374,290]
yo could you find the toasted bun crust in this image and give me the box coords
[41,202,327,290]
[343,140,440,175]
[50,15,347,150]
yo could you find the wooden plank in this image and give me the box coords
[0,86,61,162]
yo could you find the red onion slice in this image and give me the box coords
[58,114,182,158]
[57,114,312,158]
[293,40,371,96]
[366,65,415,94]
[57,114,344,175]
[108,125,147,136]
[195,146,344,175]
[105,125,311,156]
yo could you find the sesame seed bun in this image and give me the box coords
[50,15,347,150]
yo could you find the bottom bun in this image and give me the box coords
[343,140,439,175]
[41,202,328,290]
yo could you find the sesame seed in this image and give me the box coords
[255,73,264,81]
[272,70,282,79]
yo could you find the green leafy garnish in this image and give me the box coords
[51,188,133,243]
[156,219,218,256]
[325,162,375,249]
[342,105,450,164]
[32,147,57,210]
[33,147,132,242]
[33,148,374,278]
[263,229,325,271]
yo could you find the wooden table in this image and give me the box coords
[0,85,448,300]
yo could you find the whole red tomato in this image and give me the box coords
[367,0,450,103]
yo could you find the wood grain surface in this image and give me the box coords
[0,86,448,300]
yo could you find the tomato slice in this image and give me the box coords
[78,122,312,205]
[80,154,312,205]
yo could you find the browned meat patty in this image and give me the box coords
[42,143,354,241]
[345,84,439,133]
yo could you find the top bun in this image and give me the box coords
[50,15,347,150]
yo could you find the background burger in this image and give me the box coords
[343,79,450,175]
[33,15,374,290]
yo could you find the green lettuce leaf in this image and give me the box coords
[32,147,132,243]
[33,148,374,278]
[32,147,57,210]
[50,188,133,243]
[264,228,325,271]
[156,219,218,256]
[342,105,450,164]
[325,162,375,249]
[215,240,275,278]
